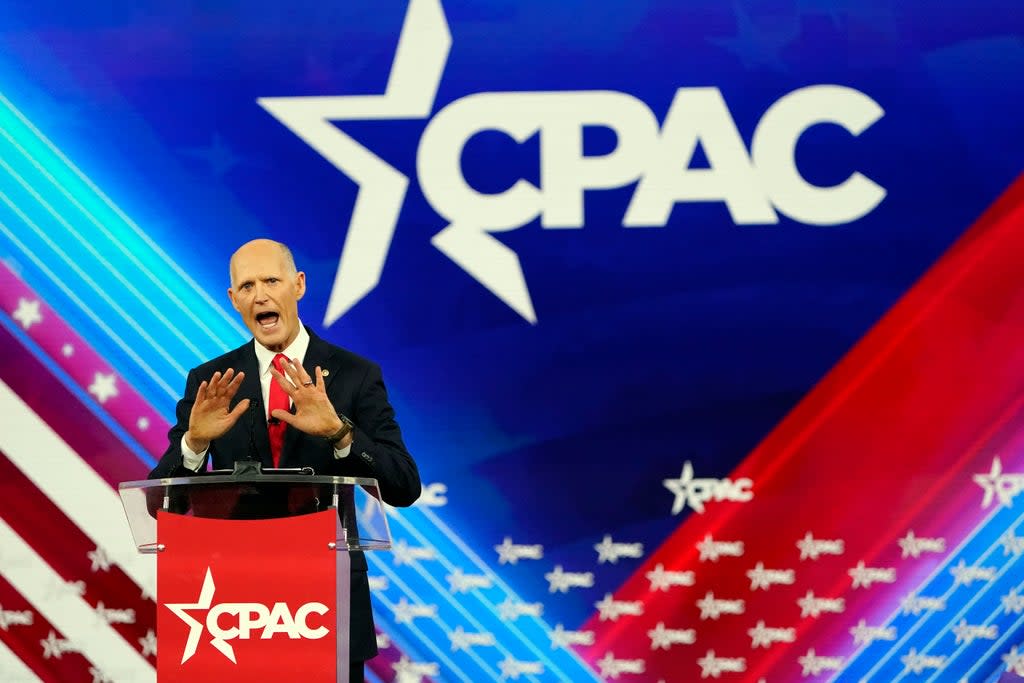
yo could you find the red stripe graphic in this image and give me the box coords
[581,174,1024,680]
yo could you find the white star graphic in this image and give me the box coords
[40,631,71,659]
[648,622,673,650]
[392,655,425,683]
[973,456,1024,508]
[663,461,699,515]
[88,372,119,404]
[696,650,721,678]
[87,546,112,572]
[545,565,567,593]
[646,563,671,591]
[1003,645,1024,675]
[595,594,620,621]
[88,666,113,683]
[258,0,462,326]
[61,343,74,357]
[139,629,157,657]
[594,534,618,563]
[164,567,225,663]
[12,298,42,330]
[495,537,517,564]
[899,530,919,558]
[137,416,150,431]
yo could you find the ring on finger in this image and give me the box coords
[302,381,314,386]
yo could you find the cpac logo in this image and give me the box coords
[952,620,998,645]
[664,462,753,515]
[545,565,594,593]
[696,533,745,562]
[949,559,996,587]
[849,620,897,646]
[594,535,644,564]
[748,621,796,648]
[648,622,696,650]
[164,568,329,664]
[595,593,644,622]
[259,0,887,325]
[901,649,945,675]
[696,591,745,620]
[494,537,544,565]
[900,594,945,616]
[798,649,843,677]
[848,561,896,589]
[646,563,695,592]
[497,598,543,622]
[797,590,845,618]
[697,650,746,678]
[746,562,795,590]
[550,624,595,648]
[898,530,945,558]
[596,653,645,680]
[796,532,844,561]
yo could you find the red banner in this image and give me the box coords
[157,510,341,682]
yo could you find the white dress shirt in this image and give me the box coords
[182,322,351,471]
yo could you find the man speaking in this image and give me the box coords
[149,238,421,681]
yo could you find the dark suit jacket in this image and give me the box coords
[149,328,420,660]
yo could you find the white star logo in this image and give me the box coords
[139,628,157,657]
[88,372,119,404]
[62,343,74,357]
[647,622,683,650]
[1004,645,1024,675]
[974,456,1024,508]
[645,563,672,591]
[594,535,617,563]
[258,0,462,326]
[164,567,234,664]
[88,666,113,683]
[87,546,112,572]
[12,297,42,330]
[40,630,72,659]
[494,537,518,565]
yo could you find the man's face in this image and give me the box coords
[227,241,306,352]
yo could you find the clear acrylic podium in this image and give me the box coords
[119,463,392,682]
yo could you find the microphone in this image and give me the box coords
[248,401,260,461]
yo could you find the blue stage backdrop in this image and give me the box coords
[0,0,1022,681]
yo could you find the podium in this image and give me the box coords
[119,464,392,682]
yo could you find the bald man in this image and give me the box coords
[150,239,420,681]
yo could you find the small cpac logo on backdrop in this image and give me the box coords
[164,568,330,664]
[664,462,753,515]
[974,456,1024,508]
[260,0,887,325]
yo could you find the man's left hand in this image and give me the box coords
[269,358,351,446]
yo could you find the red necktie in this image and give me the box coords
[268,353,290,467]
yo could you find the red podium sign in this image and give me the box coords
[157,510,347,682]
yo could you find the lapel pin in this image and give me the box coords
[321,369,330,377]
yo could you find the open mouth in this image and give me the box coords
[255,311,280,330]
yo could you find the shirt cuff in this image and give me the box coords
[180,435,208,472]
[333,443,352,459]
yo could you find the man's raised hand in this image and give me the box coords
[184,368,250,453]
[268,358,345,441]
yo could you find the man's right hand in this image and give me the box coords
[184,369,250,453]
